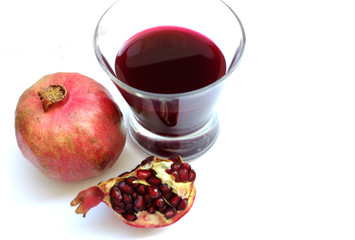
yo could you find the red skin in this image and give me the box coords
[15,72,126,182]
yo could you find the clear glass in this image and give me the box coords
[94,0,246,160]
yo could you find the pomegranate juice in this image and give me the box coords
[115,26,226,94]
[114,26,226,138]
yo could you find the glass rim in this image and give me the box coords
[93,0,246,98]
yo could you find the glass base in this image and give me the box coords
[128,113,220,160]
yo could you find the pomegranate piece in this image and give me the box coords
[71,156,196,228]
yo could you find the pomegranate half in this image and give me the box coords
[15,72,126,182]
[71,156,196,228]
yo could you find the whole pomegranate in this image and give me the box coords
[15,72,126,182]
[71,156,196,228]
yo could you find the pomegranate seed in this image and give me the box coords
[144,193,152,203]
[136,184,146,195]
[110,187,123,201]
[177,199,188,210]
[169,195,181,208]
[147,204,156,214]
[113,206,125,214]
[180,162,191,171]
[112,200,124,209]
[137,170,151,180]
[162,191,174,200]
[118,181,134,195]
[148,186,161,198]
[153,198,165,208]
[131,192,137,200]
[122,213,137,221]
[188,169,196,182]
[164,208,176,219]
[147,176,162,186]
[159,184,171,194]
[124,203,133,212]
[134,195,145,211]
[171,163,180,171]
[111,198,122,207]
[171,171,180,182]
[178,168,188,182]
[123,194,132,203]
[158,204,167,213]
[169,156,181,164]
[125,176,139,188]
[140,156,154,166]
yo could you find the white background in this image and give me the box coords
[1,0,354,239]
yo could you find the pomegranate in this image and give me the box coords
[15,72,126,182]
[71,156,196,228]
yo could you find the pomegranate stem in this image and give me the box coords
[38,84,67,112]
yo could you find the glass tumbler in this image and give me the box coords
[94,0,245,160]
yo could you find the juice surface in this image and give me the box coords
[115,26,226,94]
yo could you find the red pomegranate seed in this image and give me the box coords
[171,163,180,171]
[164,208,177,219]
[140,156,154,166]
[131,192,137,200]
[134,195,145,211]
[144,192,152,203]
[169,156,182,164]
[177,199,188,210]
[188,169,196,182]
[111,197,122,207]
[123,194,132,203]
[118,181,134,195]
[112,200,124,209]
[162,191,174,200]
[137,170,151,180]
[158,204,167,213]
[111,187,123,201]
[159,184,171,194]
[148,186,161,198]
[122,213,137,221]
[125,176,139,188]
[124,203,133,212]
[147,204,156,214]
[136,184,146,195]
[113,205,125,214]
[147,176,162,186]
[178,168,188,182]
[171,171,180,182]
[180,162,191,171]
[169,195,181,208]
[153,198,165,208]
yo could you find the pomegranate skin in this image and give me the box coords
[15,72,126,182]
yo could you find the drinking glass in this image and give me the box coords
[94,0,245,159]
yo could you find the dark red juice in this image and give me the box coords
[114,26,226,140]
[115,26,226,94]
